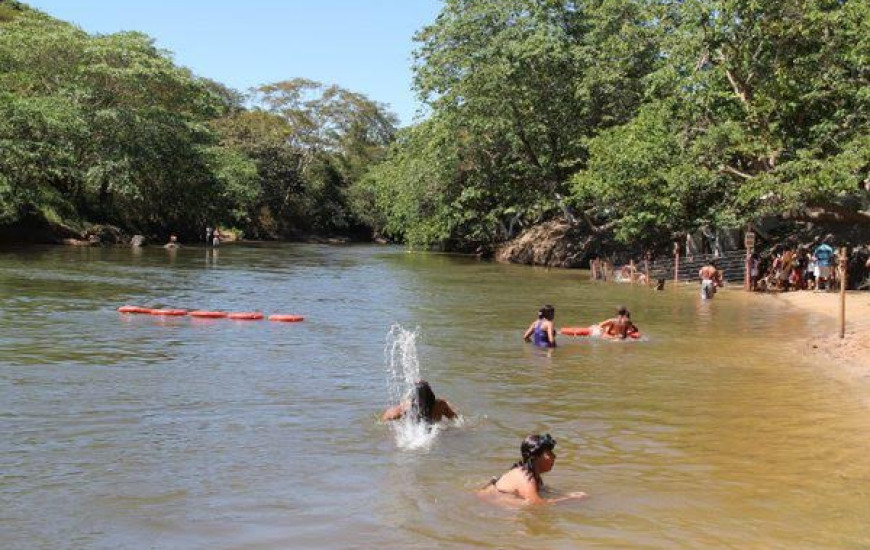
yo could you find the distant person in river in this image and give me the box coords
[205,226,213,246]
[163,234,180,249]
[212,228,221,247]
[479,434,586,505]
[523,305,556,348]
[597,306,639,339]
[699,261,719,299]
[382,380,457,423]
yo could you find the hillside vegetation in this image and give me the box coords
[0,1,396,242]
[357,0,869,253]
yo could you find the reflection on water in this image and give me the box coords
[1,244,869,549]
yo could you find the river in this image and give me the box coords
[1,243,868,549]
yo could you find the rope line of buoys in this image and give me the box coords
[118,305,302,323]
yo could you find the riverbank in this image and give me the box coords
[766,290,870,378]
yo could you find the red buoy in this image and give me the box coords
[118,305,152,314]
[227,312,264,320]
[148,309,188,316]
[189,311,228,319]
[268,314,304,323]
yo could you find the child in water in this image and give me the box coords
[523,305,556,348]
[382,380,457,423]
[597,306,639,339]
[480,434,587,504]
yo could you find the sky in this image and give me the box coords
[24,0,443,126]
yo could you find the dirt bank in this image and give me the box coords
[766,291,870,378]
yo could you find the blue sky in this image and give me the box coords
[25,0,442,126]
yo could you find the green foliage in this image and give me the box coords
[362,0,661,247]
[0,8,397,240]
[362,0,868,250]
[573,0,870,241]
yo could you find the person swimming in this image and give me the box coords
[523,305,556,348]
[381,380,458,423]
[597,306,639,339]
[480,434,586,504]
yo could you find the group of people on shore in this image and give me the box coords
[750,242,838,292]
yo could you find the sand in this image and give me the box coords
[764,290,870,380]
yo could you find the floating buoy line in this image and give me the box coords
[118,305,303,322]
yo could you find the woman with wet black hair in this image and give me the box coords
[480,434,586,504]
[523,305,557,348]
[382,380,457,423]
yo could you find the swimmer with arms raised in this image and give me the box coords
[597,306,639,339]
[480,434,586,504]
[523,305,556,348]
[382,380,457,423]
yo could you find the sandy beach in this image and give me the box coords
[765,290,870,379]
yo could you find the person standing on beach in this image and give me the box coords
[813,242,835,290]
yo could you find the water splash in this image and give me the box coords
[384,324,440,451]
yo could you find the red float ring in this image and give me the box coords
[149,309,188,316]
[560,327,592,336]
[189,311,228,319]
[268,314,304,323]
[227,312,264,320]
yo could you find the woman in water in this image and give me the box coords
[382,380,457,422]
[480,434,586,504]
[523,305,556,348]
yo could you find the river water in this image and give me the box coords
[1,244,869,549]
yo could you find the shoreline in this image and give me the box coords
[762,290,870,380]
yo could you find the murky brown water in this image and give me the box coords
[1,244,869,549]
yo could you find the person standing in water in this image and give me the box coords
[382,380,457,423]
[480,434,586,504]
[597,306,639,339]
[699,261,719,299]
[523,305,556,348]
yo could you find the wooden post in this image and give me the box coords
[629,259,636,284]
[591,258,597,281]
[644,253,651,287]
[744,226,756,292]
[673,241,680,285]
[839,247,847,339]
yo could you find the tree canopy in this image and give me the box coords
[359,0,869,251]
[0,4,398,240]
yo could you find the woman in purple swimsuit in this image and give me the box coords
[523,305,556,348]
